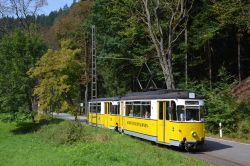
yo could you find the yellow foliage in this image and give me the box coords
[28,40,85,113]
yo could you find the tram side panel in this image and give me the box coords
[123,117,157,139]
[121,100,158,141]
[107,114,120,129]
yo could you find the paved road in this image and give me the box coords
[187,137,250,166]
[52,113,87,123]
[53,113,250,166]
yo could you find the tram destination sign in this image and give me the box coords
[185,101,199,105]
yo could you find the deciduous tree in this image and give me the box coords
[28,40,84,120]
[140,0,194,89]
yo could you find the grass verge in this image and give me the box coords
[0,119,209,166]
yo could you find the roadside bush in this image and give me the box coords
[234,101,250,121]
[238,120,250,138]
[0,113,12,122]
[37,120,110,145]
[229,120,250,140]
[0,110,32,123]
[34,113,49,123]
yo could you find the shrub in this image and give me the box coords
[0,110,32,123]
[235,118,250,140]
[34,113,49,123]
[37,120,111,145]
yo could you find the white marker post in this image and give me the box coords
[219,122,223,138]
[80,103,84,115]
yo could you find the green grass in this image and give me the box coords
[0,119,209,166]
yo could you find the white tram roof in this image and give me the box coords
[89,89,204,102]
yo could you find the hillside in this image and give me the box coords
[232,77,250,101]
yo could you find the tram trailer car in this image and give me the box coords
[88,90,206,151]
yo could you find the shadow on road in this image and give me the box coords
[193,139,233,153]
[154,139,233,154]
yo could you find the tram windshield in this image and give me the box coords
[186,106,199,121]
[176,105,203,122]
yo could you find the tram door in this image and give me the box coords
[104,102,110,128]
[157,101,169,143]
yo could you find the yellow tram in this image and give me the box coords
[88,90,206,150]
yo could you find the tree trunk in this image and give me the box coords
[84,85,88,116]
[208,40,212,89]
[237,33,242,84]
[26,91,35,123]
[185,28,188,86]
[158,50,175,89]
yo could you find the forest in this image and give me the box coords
[0,0,249,139]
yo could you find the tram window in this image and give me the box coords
[109,102,120,115]
[166,102,169,120]
[177,106,185,121]
[110,105,120,115]
[109,103,113,114]
[186,107,199,121]
[142,104,150,118]
[125,101,150,118]
[126,104,133,116]
[200,106,206,122]
[170,101,177,121]
[133,105,141,117]
[117,105,120,114]
[168,106,171,120]
[90,103,101,113]
[159,102,163,120]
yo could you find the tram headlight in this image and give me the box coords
[192,131,197,137]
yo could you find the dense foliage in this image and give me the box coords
[0,31,46,121]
